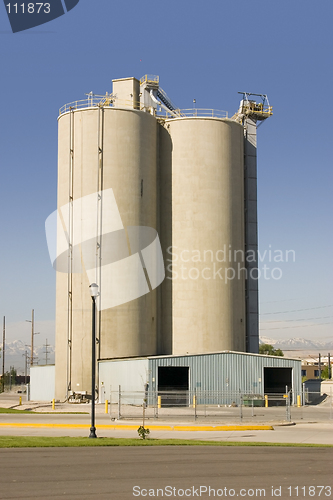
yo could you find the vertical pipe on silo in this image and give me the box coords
[96,106,104,363]
[66,108,75,396]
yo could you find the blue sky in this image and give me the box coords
[0,0,332,351]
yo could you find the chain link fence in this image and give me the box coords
[101,388,333,423]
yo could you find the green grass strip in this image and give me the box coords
[0,436,331,448]
[0,407,88,414]
[0,408,36,414]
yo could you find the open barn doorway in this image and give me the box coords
[158,366,189,407]
[264,367,292,406]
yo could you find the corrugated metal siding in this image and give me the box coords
[148,352,301,396]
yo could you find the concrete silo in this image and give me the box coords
[159,117,246,354]
[55,78,159,400]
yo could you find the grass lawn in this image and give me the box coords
[0,436,332,448]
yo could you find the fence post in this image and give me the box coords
[285,390,291,422]
[239,390,243,422]
[118,385,121,420]
[109,385,112,420]
[154,391,158,419]
[142,402,146,429]
[194,389,197,421]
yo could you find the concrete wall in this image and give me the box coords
[112,77,140,109]
[55,105,158,400]
[30,365,55,401]
[160,118,246,354]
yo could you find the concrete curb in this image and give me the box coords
[0,423,274,431]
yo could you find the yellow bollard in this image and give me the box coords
[297,395,301,407]
[52,399,55,410]
[105,399,108,414]
[157,395,161,409]
[265,394,268,408]
[19,396,22,406]
[193,395,196,408]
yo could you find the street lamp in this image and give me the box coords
[89,283,99,439]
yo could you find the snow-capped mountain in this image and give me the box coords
[0,340,55,373]
[259,336,333,350]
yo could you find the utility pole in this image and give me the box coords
[26,309,39,367]
[31,309,34,366]
[328,353,331,379]
[1,317,4,392]
[43,339,50,365]
[22,349,29,385]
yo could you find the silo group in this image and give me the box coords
[54,76,268,400]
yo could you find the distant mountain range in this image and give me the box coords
[0,340,55,373]
[1,337,332,373]
[259,336,333,350]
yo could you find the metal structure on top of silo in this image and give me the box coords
[54,76,272,400]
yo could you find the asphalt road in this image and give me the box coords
[0,447,332,499]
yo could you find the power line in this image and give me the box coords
[261,305,333,316]
[264,315,333,324]
[260,296,328,305]
[260,321,333,331]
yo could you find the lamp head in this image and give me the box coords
[89,283,99,298]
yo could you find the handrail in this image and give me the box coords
[59,95,229,121]
[140,74,159,85]
[59,96,141,116]
[159,108,229,119]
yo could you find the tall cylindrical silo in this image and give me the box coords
[160,117,246,354]
[55,105,158,400]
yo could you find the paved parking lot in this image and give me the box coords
[0,446,332,499]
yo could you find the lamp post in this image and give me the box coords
[89,283,99,439]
